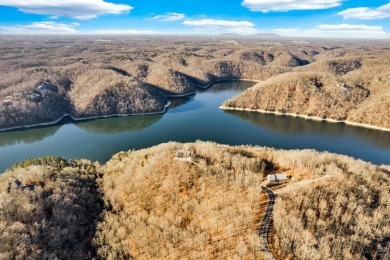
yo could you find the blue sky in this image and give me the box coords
[0,0,389,38]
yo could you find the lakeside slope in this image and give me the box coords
[223,54,390,131]
[1,142,388,259]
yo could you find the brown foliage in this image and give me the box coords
[70,69,167,117]
[225,50,390,128]
[273,165,390,259]
[225,71,370,121]
[0,89,65,128]
[0,158,103,259]
[5,36,385,129]
[0,142,388,259]
[95,142,273,259]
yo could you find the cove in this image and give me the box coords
[0,80,389,172]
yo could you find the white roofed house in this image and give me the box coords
[1,96,13,105]
[267,174,288,182]
[37,82,59,94]
[0,99,12,105]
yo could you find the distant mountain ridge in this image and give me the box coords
[253,33,281,37]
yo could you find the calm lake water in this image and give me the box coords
[0,80,389,172]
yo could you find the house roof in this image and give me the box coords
[267,174,287,181]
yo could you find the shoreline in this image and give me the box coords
[193,78,262,89]
[220,106,390,133]
[5,78,387,134]
[0,78,259,132]
[0,101,171,132]
[166,91,196,97]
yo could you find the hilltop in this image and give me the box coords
[0,142,388,259]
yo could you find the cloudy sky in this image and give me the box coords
[0,0,389,38]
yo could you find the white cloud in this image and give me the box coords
[0,22,156,35]
[0,0,132,20]
[315,24,383,31]
[273,24,388,38]
[183,19,257,34]
[242,0,342,12]
[338,3,390,20]
[150,13,185,22]
[0,21,79,34]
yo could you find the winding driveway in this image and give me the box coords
[259,186,276,260]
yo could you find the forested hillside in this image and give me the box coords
[1,142,388,259]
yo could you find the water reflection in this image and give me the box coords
[168,96,204,114]
[0,80,388,174]
[75,114,163,134]
[198,80,256,93]
[0,125,61,146]
[225,110,390,149]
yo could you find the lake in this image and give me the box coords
[0,80,389,172]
